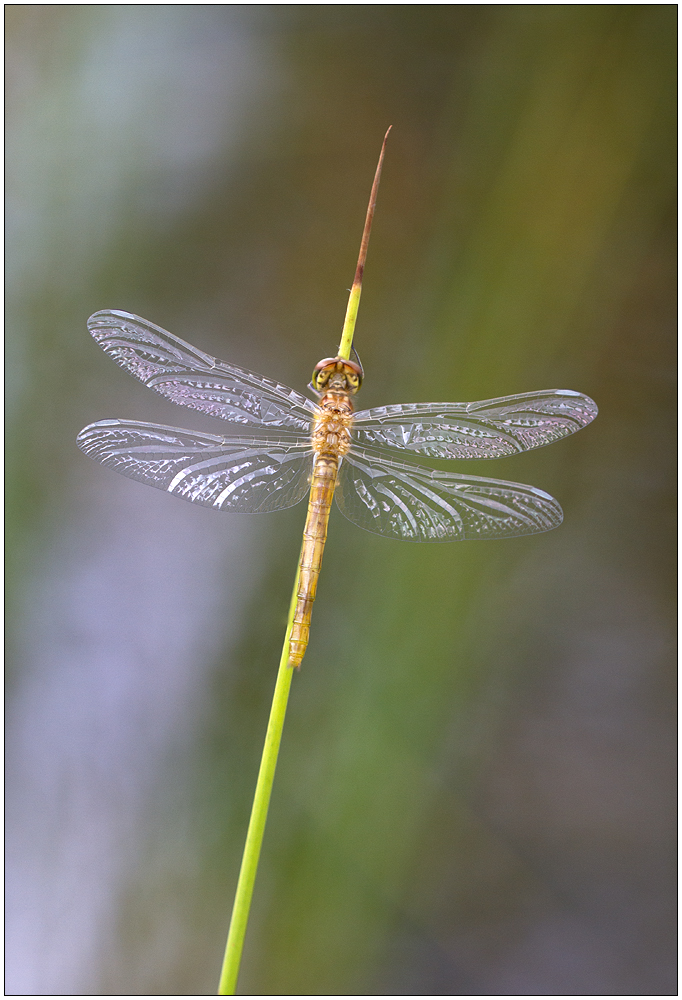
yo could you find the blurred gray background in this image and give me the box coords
[6,6,675,995]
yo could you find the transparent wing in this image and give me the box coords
[352,390,598,459]
[77,419,313,512]
[337,447,563,541]
[88,310,318,432]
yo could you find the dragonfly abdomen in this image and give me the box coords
[289,454,338,667]
[288,393,354,668]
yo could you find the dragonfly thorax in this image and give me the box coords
[311,392,354,458]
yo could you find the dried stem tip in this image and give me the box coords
[338,126,391,361]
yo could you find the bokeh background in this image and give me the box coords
[6,6,676,995]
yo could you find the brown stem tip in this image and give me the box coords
[352,126,392,289]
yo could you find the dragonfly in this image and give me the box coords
[77,308,597,666]
[77,134,597,668]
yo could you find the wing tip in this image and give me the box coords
[87,308,136,329]
[553,389,599,423]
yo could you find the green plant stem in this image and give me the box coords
[217,130,390,995]
[338,281,362,362]
[217,565,300,995]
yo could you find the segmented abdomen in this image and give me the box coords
[288,454,338,667]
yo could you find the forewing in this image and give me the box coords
[88,310,317,432]
[337,448,563,540]
[352,390,597,459]
[77,420,313,512]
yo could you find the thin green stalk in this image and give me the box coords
[217,129,390,995]
[217,565,299,995]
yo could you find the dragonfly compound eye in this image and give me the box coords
[312,357,363,394]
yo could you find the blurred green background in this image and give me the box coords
[6,6,675,995]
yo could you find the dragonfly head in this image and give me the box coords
[310,356,364,396]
